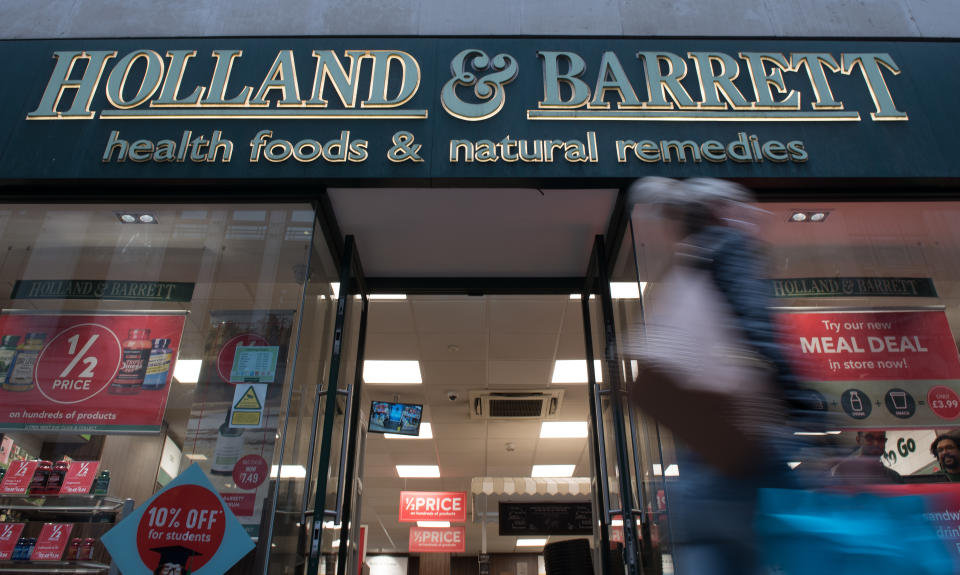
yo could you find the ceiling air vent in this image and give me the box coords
[468,390,564,420]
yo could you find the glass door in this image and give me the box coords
[306,235,368,575]
[582,235,643,575]
[583,230,673,575]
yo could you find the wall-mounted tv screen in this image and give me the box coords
[369,401,423,436]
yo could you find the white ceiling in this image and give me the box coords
[328,188,619,277]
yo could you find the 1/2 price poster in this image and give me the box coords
[0,312,186,433]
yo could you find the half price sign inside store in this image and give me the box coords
[399,491,467,522]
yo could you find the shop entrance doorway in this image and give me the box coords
[301,216,662,575]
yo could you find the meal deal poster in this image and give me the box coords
[778,310,960,427]
[399,491,467,522]
[408,526,466,553]
[0,312,186,433]
[101,463,253,575]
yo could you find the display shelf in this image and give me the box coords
[0,560,109,573]
[0,495,123,514]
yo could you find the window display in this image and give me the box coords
[0,203,331,573]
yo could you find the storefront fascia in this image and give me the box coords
[0,36,959,575]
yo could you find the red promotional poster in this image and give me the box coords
[357,525,368,575]
[32,523,73,560]
[0,523,25,559]
[408,526,466,553]
[60,461,100,495]
[220,492,256,517]
[0,459,38,494]
[399,491,467,522]
[778,310,960,381]
[0,313,186,433]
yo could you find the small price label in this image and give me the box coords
[61,461,100,494]
[0,460,38,494]
[928,386,960,420]
[232,455,267,490]
[0,523,25,559]
[32,523,73,560]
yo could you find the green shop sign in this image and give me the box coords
[11,279,195,302]
[0,38,957,181]
[769,277,937,298]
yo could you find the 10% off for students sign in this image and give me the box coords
[101,464,253,574]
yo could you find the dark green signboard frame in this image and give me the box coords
[11,279,195,302]
[0,38,958,184]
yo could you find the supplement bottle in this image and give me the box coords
[6,333,46,391]
[0,335,20,384]
[211,413,245,475]
[28,460,52,495]
[81,538,95,560]
[46,460,68,494]
[141,338,172,390]
[109,329,151,394]
[90,469,110,495]
[66,538,81,560]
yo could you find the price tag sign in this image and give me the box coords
[101,464,253,574]
[0,460,38,494]
[229,346,279,384]
[32,523,73,560]
[0,523,25,559]
[232,455,267,490]
[928,386,960,420]
[60,461,100,495]
[216,334,270,384]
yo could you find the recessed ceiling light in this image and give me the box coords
[652,464,679,477]
[610,282,647,298]
[173,359,202,384]
[540,421,588,438]
[417,521,450,528]
[551,360,603,383]
[790,212,807,222]
[369,294,407,300]
[396,465,440,478]
[516,538,547,547]
[270,465,307,479]
[809,212,827,222]
[385,422,433,439]
[788,461,802,469]
[115,211,158,224]
[531,464,576,477]
[363,360,422,384]
[569,293,597,300]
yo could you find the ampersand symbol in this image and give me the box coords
[441,49,519,121]
[387,131,423,163]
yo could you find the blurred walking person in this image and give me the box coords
[626,177,805,575]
